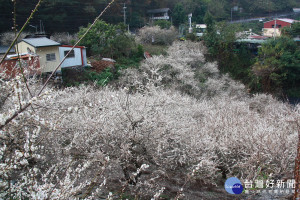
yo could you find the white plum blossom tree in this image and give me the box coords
[0,41,299,199]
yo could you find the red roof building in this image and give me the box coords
[263,18,299,37]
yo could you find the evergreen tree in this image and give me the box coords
[253,37,300,96]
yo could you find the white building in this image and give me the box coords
[59,45,87,68]
[195,24,207,37]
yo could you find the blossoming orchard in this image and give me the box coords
[0,39,299,199]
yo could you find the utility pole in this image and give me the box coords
[273,16,277,39]
[188,13,193,33]
[123,3,127,25]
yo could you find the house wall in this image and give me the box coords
[264,20,292,28]
[16,42,60,73]
[263,28,282,37]
[36,46,60,73]
[82,48,87,66]
[16,41,36,54]
[59,47,84,68]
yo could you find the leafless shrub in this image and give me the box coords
[138,26,178,45]
[50,32,78,45]
[117,41,246,99]
[21,84,296,198]
[0,31,30,46]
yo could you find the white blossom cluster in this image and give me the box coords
[0,31,29,46]
[0,41,299,199]
[116,41,246,101]
[0,69,108,199]
[138,25,178,45]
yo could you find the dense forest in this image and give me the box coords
[0,0,299,33]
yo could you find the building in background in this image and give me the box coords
[147,8,170,21]
[263,18,299,37]
[195,24,207,37]
[15,37,61,73]
[59,45,87,68]
[293,8,300,13]
[15,36,87,73]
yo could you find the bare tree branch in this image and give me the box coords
[0,0,44,65]
[0,0,116,130]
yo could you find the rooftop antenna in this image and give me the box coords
[273,14,277,39]
[29,25,37,33]
[39,20,45,34]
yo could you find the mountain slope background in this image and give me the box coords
[0,0,299,33]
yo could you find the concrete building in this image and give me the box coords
[15,37,61,73]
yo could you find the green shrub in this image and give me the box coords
[154,20,172,29]
[253,37,300,96]
[61,67,90,86]
[186,33,197,41]
[87,68,115,86]
[78,21,140,60]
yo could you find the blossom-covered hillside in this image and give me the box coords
[0,41,299,199]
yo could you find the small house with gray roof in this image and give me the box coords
[15,37,87,73]
[16,37,61,73]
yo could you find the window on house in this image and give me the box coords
[46,53,56,61]
[278,25,282,28]
[272,25,274,28]
[64,50,75,58]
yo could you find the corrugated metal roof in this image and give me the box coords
[264,18,299,24]
[147,8,170,14]
[278,18,298,23]
[236,39,267,44]
[22,37,60,48]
